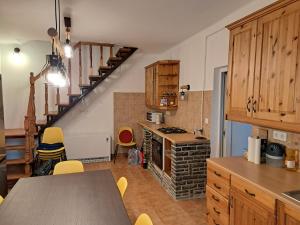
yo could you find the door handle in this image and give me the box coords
[212,195,220,202]
[213,207,221,215]
[247,97,251,112]
[245,189,256,197]
[213,183,221,190]
[252,100,257,113]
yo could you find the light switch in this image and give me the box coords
[273,130,287,142]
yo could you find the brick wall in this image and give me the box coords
[143,128,211,200]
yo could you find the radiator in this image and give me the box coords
[63,132,111,161]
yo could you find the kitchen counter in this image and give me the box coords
[208,157,300,210]
[138,121,208,144]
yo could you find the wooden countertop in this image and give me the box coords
[138,121,208,144]
[207,157,300,210]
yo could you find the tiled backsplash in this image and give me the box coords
[114,91,212,151]
[114,92,148,149]
[164,91,212,138]
[253,126,300,149]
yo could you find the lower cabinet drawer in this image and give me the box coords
[207,170,230,198]
[206,185,229,214]
[208,215,224,225]
[231,174,275,210]
[207,200,229,225]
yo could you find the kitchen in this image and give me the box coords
[114,0,300,224]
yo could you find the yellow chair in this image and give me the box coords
[0,195,4,205]
[135,213,153,225]
[36,127,66,164]
[117,177,128,198]
[53,160,84,175]
[114,127,137,163]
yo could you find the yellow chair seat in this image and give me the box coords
[117,177,128,198]
[36,147,66,161]
[0,195,4,205]
[135,213,153,225]
[53,160,84,175]
[117,141,136,147]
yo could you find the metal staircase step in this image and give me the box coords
[107,57,122,66]
[89,75,101,81]
[116,47,131,57]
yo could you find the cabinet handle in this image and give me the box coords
[213,219,220,225]
[213,207,221,215]
[245,189,256,197]
[247,97,251,112]
[213,183,221,190]
[252,100,257,113]
[212,195,220,202]
[214,171,221,177]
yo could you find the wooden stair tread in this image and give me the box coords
[5,144,26,150]
[47,111,58,116]
[5,128,25,138]
[79,84,91,88]
[99,66,111,71]
[68,93,81,97]
[7,172,31,181]
[116,48,131,57]
[89,75,101,81]
[36,120,47,126]
[108,57,122,62]
[6,158,27,165]
[58,103,70,107]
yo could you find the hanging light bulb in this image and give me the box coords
[64,39,73,58]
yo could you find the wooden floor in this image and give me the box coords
[84,156,208,225]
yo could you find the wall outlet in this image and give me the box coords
[272,130,287,142]
[204,118,209,124]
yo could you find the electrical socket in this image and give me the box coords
[204,118,209,124]
[273,130,287,142]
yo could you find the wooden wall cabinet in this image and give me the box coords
[226,0,300,132]
[145,60,179,110]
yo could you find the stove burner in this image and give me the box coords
[157,127,187,134]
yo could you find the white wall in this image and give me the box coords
[0,41,51,128]
[159,0,275,91]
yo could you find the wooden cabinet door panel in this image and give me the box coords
[226,21,257,121]
[145,66,154,107]
[230,188,275,225]
[277,200,300,225]
[253,1,300,123]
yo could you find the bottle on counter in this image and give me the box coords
[285,148,297,171]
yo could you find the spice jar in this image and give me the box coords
[285,148,297,171]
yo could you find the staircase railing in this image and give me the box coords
[23,67,49,173]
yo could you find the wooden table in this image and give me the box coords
[0,170,131,225]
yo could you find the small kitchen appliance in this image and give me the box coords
[146,112,164,124]
[266,142,285,168]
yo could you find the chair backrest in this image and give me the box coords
[118,127,134,144]
[0,195,4,205]
[135,213,153,225]
[42,127,64,144]
[117,177,128,198]
[53,160,84,175]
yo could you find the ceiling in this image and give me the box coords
[0,0,253,53]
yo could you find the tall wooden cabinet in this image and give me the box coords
[145,60,179,110]
[226,0,300,132]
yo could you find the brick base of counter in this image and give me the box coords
[143,129,211,200]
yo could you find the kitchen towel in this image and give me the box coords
[254,137,261,164]
[248,136,255,162]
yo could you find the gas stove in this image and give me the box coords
[157,127,187,134]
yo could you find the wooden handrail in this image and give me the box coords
[44,83,48,115]
[73,41,114,49]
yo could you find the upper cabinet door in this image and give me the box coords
[145,66,154,107]
[226,21,257,121]
[253,1,300,124]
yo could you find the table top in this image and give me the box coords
[0,170,131,225]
